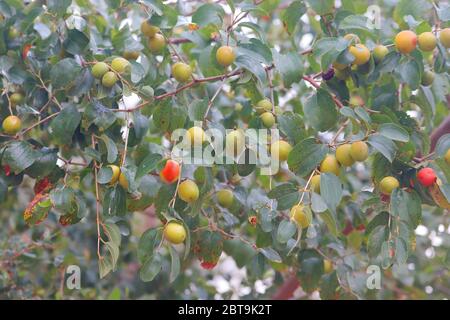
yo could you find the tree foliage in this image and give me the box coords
[0,0,450,300]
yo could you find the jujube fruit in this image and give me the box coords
[439,28,450,48]
[379,176,399,195]
[216,46,235,67]
[118,171,128,190]
[290,204,310,228]
[178,179,199,203]
[2,115,21,135]
[160,160,180,184]
[323,259,333,274]
[141,21,160,38]
[350,141,369,162]
[270,140,292,162]
[186,126,205,145]
[320,154,340,176]
[108,165,120,184]
[111,57,130,74]
[164,221,186,244]
[344,33,360,44]
[421,70,435,86]
[418,32,437,52]
[335,144,355,167]
[225,129,245,157]
[395,30,417,54]
[10,92,24,106]
[445,149,450,165]
[260,112,275,128]
[349,44,370,65]
[148,34,166,53]
[102,71,118,87]
[310,174,321,193]
[373,45,389,62]
[123,51,140,60]
[255,99,272,114]
[91,62,109,79]
[217,189,234,208]
[417,167,437,187]
[172,62,192,83]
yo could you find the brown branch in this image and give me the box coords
[302,75,344,109]
[113,69,245,113]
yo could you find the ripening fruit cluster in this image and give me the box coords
[310,141,369,196]
[141,21,166,53]
[91,57,130,88]
[393,28,450,87]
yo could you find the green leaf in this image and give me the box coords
[25,148,58,179]
[103,185,127,216]
[104,222,122,247]
[276,220,297,244]
[138,228,163,264]
[273,50,303,88]
[378,123,409,142]
[267,183,300,211]
[338,14,369,32]
[434,133,450,157]
[297,249,324,292]
[390,189,421,228]
[99,256,113,279]
[367,134,397,163]
[98,167,113,184]
[192,3,225,27]
[258,208,275,233]
[288,138,328,177]
[3,141,39,173]
[84,100,117,131]
[281,1,306,34]
[367,225,389,258]
[169,246,180,283]
[306,0,334,15]
[63,29,89,55]
[50,104,81,145]
[320,173,343,214]
[188,98,208,122]
[397,59,421,90]
[140,253,162,282]
[50,58,82,89]
[259,247,282,263]
[277,112,306,144]
[304,89,338,132]
[319,210,338,237]
[100,134,118,164]
[365,212,389,236]
[136,153,162,179]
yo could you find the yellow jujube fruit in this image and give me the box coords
[172,62,192,83]
[445,149,450,165]
[320,154,340,176]
[310,174,321,193]
[350,141,369,162]
[141,21,160,38]
[108,165,120,184]
[335,144,355,167]
[186,126,205,145]
[349,44,370,65]
[216,46,235,67]
[418,32,437,52]
[439,28,450,48]
[111,57,130,74]
[290,204,311,228]
[217,189,234,208]
[270,140,292,162]
[164,221,187,244]
[178,179,199,203]
[379,176,399,195]
[148,34,166,53]
[118,171,129,190]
